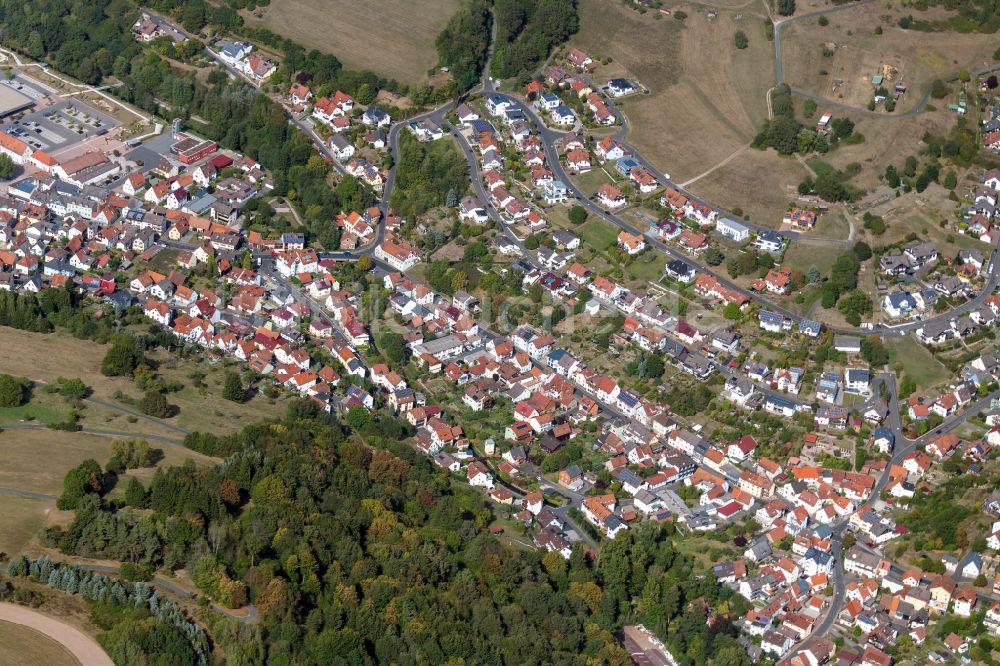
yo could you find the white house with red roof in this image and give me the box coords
[596,183,625,209]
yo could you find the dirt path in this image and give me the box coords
[678,143,751,187]
[0,603,113,666]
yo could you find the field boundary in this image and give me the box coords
[0,602,112,666]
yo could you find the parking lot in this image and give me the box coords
[0,100,119,154]
[1,73,57,101]
[124,132,178,174]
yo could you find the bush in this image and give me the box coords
[222,371,245,403]
[57,459,103,509]
[101,337,143,377]
[139,390,170,418]
[734,31,748,49]
[568,205,588,225]
[776,0,795,16]
[109,438,154,469]
[0,374,29,407]
[55,377,89,400]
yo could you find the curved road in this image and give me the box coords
[200,15,1000,648]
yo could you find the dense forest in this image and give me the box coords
[492,0,579,79]
[435,0,494,91]
[390,132,470,222]
[36,399,755,665]
[435,0,579,90]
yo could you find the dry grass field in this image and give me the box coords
[0,327,288,436]
[780,9,998,112]
[245,0,459,83]
[0,496,57,557]
[684,148,810,226]
[0,430,212,497]
[572,0,775,182]
[570,0,807,221]
[791,94,963,191]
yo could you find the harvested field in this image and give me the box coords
[245,0,459,82]
[572,0,774,182]
[0,619,80,666]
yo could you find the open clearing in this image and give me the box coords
[0,326,287,436]
[887,335,951,390]
[244,0,459,83]
[0,604,111,666]
[0,429,214,498]
[781,8,998,112]
[795,96,960,192]
[685,148,809,226]
[571,0,774,183]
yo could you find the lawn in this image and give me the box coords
[244,0,459,83]
[811,212,851,240]
[805,158,834,179]
[0,327,288,436]
[887,336,950,391]
[0,619,80,666]
[578,219,620,252]
[783,240,843,277]
[571,166,616,197]
[0,391,67,427]
[626,253,666,285]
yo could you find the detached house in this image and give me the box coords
[596,184,625,209]
[617,230,645,255]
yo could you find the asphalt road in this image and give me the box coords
[212,17,1000,647]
